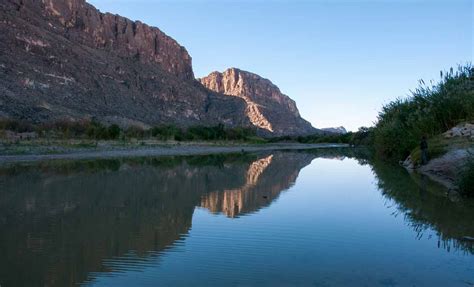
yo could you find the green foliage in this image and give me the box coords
[107,124,121,140]
[124,125,146,139]
[297,132,352,144]
[185,124,257,141]
[149,124,257,142]
[349,127,374,146]
[85,121,112,140]
[268,132,353,144]
[0,119,257,143]
[0,119,122,140]
[0,119,34,133]
[151,125,181,140]
[276,128,374,145]
[373,64,474,161]
[458,156,474,196]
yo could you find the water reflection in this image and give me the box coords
[0,152,315,287]
[0,149,472,287]
[370,159,474,254]
[306,147,474,254]
[200,154,313,218]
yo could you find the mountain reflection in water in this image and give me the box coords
[0,149,472,287]
[0,152,314,286]
[200,154,307,218]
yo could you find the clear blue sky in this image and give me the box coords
[89,0,472,131]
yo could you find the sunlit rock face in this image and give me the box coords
[200,68,318,136]
[0,0,249,128]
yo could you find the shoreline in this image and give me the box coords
[0,143,348,165]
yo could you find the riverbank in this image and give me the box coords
[0,141,347,165]
[401,123,474,193]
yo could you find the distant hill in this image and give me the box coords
[321,126,347,134]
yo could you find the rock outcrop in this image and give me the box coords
[0,0,249,128]
[200,68,317,136]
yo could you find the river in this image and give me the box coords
[0,149,473,286]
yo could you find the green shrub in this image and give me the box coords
[350,127,374,146]
[1,119,262,143]
[373,64,474,161]
[107,124,121,140]
[0,119,35,133]
[151,125,181,140]
[85,121,110,140]
[293,132,352,144]
[125,126,145,139]
[458,156,474,196]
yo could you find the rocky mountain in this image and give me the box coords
[0,0,316,136]
[200,68,316,136]
[0,0,249,128]
[321,126,347,134]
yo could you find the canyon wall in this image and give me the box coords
[1,0,317,135]
[200,68,317,136]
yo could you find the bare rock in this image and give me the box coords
[443,122,474,138]
[200,68,317,136]
[401,155,415,170]
[417,148,474,190]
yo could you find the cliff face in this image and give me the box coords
[200,68,317,136]
[0,0,249,128]
[0,0,316,135]
[14,0,193,80]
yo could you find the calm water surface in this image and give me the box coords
[0,149,473,286]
